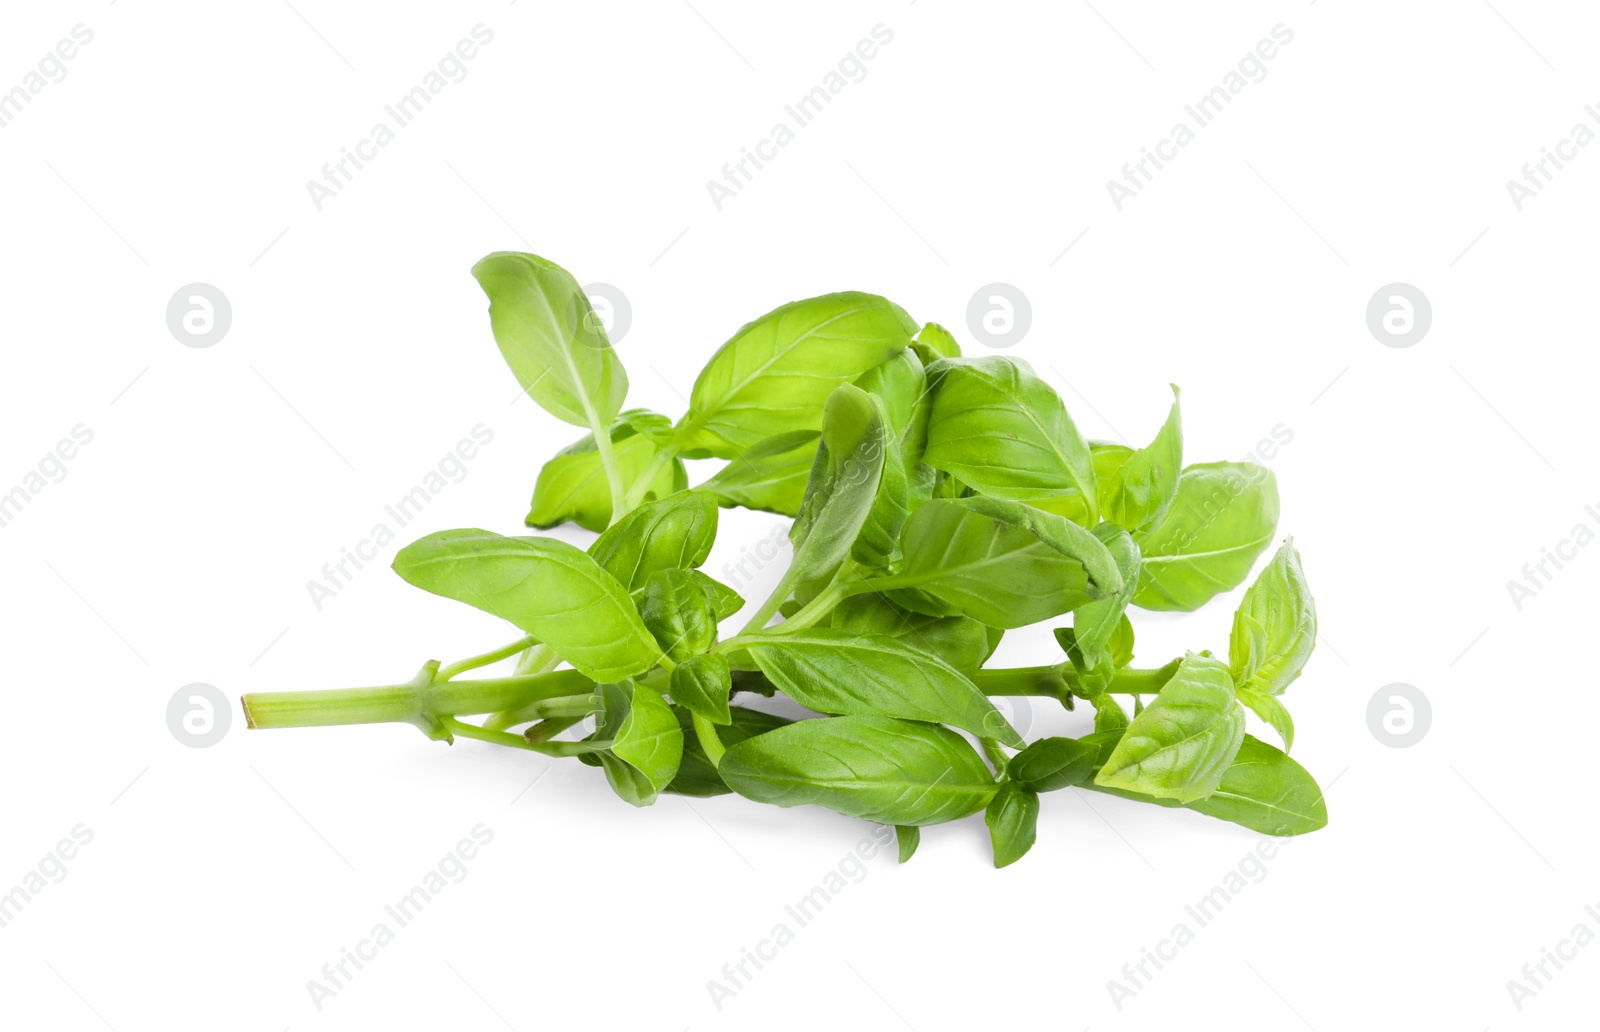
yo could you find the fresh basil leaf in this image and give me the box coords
[393,529,660,681]
[471,251,628,429]
[1108,613,1135,668]
[689,570,745,621]
[1092,693,1129,732]
[742,628,1024,747]
[590,491,718,589]
[895,825,921,863]
[668,705,793,797]
[882,496,1122,628]
[674,292,916,458]
[921,357,1098,526]
[636,568,717,662]
[699,430,820,517]
[617,409,676,445]
[1057,523,1141,692]
[854,348,931,471]
[1091,442,1133,517]
[1133,462,1279,611]
[1007,737,1100,792]
[913,321,961,360]
[718,714,999,826]
[1101,387,1182,535]
[1229,539,1316,698]
[830,593,993,673]
[595,681,683,806]
[789,384,905,583]
[670,652,732,725]
[527,415,686,531]
[985,782,1040,868]
[1095,653,1245,802]
[1239,689,1295,753]
[1082,730,1326,836]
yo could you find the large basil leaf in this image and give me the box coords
[594,682,683,806]
[1229,539,1316,699]
[789,385,905,584]
[1082,730,1326,836]
[674,292,916,458]
[985,782,1040,868]
[698,430,819,517]
[830,593,993,673]
[1133,462,1279,611]
[472,251,628,428]
[1056,523,1141,692]
[1095,653,1245,802]
[718,715,999,826]
[393,529,660,681]
[881,496,1122,628]
[742,628,1023,747]
[527,414,686,531]
[1101,387,1182,535]
[921,357,1098,526]
[589,491,718,589]
[668,705,793,797]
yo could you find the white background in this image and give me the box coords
[1,1,1594,1029]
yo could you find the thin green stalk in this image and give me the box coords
[439,716,548,753]
[970,659,1180,699]
[481,669,597,731]
[621,443,679,509]
[592,423,629,526]
[436,634,539,681]
[980,737,1012,775]
[691,712,726,766]
[737,561,806,635]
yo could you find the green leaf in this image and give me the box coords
[699,430,820,517]
[1007,737,1100,792]
[527,416,686,531]
[471,251,628,429]
[830,593,994,673]
[595,682,683,806]
[675,292,916,458]
[689,570,745,621]
[1092,693,1129,732]
[1081,730,1327,836]
[789,384,905,584]
[742,628,1024,747]
[718,715,999,826]
[1229,539,1317,699]
[1239,689,1295,753]
[921,357,1098,525]
[670,652,732,725]
[668,705,793,797]
[985,782,1040,868]
[882,496,1122,628]
[589,491,718,589]
[895,825,921,863]
[854,348,931,470]
[913,321,961,360]
[636,568,718,662]
[1057,523,1141,692]
[1133,462,1279,611]
[1095,653,1245,802]
[1101,387,1182,535]
[393,529,660,682]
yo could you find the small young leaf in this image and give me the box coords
[895,825,921,863]
[913,321,961,359]
[1092,693,1129,732]
[789,384,904,584]
[1228,539,1317,699]
[1057,523,1141,692]
[590,491,718,589]
[1239,689,1295,752]
[1007,737,1100,792]
[718,715,998,826]
[689,570,745,621]
[985,782,1040,868]
[699,431,821,517]
[1101,386,1182,535]
[595,682,684,807]
[636,568,718,662]
[670,653,733,725]
[392,529,660,682]
[1095,653,1245,802]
